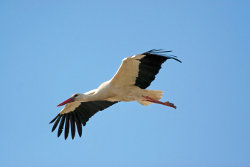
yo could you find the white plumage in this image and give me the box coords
[50,49,181,139]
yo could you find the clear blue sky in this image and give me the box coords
[0,0,249,167]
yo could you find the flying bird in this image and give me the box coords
[50,49,181,139]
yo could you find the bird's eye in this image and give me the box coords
[73,94,78,97]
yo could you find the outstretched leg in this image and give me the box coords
[142,95,176,109]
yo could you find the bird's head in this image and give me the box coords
[57,93,86,107]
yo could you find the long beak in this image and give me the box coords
[57,97,74,107]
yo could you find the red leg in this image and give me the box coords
[142,96,176,109]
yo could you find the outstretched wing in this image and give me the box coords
[50,100,118,140]
[110,49,181,89]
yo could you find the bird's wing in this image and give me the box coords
[50,100,118,139]
[110,49,181,89]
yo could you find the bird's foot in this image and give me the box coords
[142,96,176,109]
[163,101,176,109]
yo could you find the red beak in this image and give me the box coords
[57,97,74,107]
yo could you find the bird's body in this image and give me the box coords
[50,49,181,139]
[80,81,155,102]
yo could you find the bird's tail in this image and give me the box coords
[137,90,163,106]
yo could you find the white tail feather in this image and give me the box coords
[137,90,163,106]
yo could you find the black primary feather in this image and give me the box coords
[73,112,82,137]
[64,115,70,140]
[77,111,87,126]
[69,113,76,139]
[50,114,59,124]
[57,115,65,137]
[135,49,181,89]
[52,116,61,132]
[50,100,117,139]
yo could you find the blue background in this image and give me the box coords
[0,0,249,167]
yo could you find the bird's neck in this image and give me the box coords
[79,89,113,102]
[76,94,93,102]
[78,93,103,102]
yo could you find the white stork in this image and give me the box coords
[50,49,181,139]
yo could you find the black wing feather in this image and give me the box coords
[57,115,65,137]
[73,112,82,137]
[50,100,117,139]
[64,115,70,140]
[77,111,87,126]
[50,114,59,124]
[69,113,75,139]
[135,49,181,89]
[52,116,61,132]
